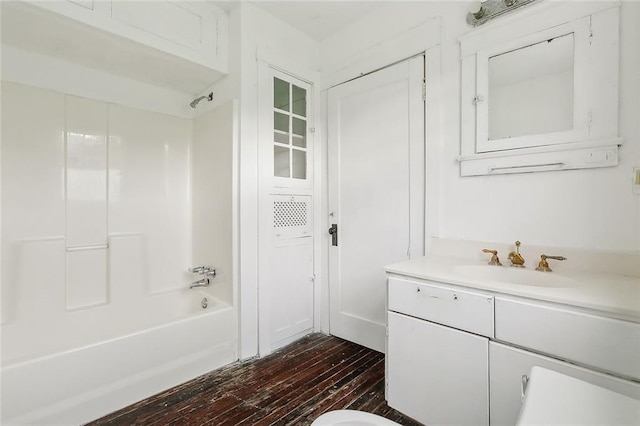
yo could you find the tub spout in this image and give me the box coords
[190,278,210,289]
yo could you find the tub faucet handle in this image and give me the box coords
[203,267,217,278]
[535,254,567,272]
[482,249,502,266]
[188,266,206,274]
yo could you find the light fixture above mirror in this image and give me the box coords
[467,0,541,27]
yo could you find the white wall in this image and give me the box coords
[321,0,640,253]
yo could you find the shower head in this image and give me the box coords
[190,92,214,108]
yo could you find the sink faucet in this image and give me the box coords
[190,278,210,289]
[535,254,567,272]
[482,249,502,266]
[508,240,525,267]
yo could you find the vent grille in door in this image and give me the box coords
[272,195,312,239]
[274,201,307,228]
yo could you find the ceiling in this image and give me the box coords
[221,1,386,41]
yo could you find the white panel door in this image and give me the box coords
[387,312,490,426]
[327,56,424,352]
[257,66,314,356]
[268,237,314,349]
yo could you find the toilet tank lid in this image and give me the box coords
[517,366,640,426]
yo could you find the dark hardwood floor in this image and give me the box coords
[88,333,422,426]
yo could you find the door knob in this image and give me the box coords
[328,224,338,246]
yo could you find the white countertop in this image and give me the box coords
[385,255,640,322]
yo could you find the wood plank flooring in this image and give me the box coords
[88,333,423,426]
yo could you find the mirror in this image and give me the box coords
[488,33,574,141]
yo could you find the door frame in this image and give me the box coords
[319,45,442,336]
[326,54,425,352]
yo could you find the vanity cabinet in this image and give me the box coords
[386,275,640,426]
[387,277,493,425]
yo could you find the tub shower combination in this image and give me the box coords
[1,83,238,425]
[2,265,236,425]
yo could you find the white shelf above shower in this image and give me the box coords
[1,1,229,94]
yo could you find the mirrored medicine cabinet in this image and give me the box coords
[458,2,621,176]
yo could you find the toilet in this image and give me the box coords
[517,367,640,425]
[311,410,401,426]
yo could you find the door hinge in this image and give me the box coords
[422,79,426,102]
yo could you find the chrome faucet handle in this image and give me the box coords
[535,254,567,272]
[188,266,206,274]
[203,267,217,278]
[482,249,502,266]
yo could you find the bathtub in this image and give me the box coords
[1,290,237,425]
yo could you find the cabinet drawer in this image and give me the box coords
[388,277,494,337]
[495,298,640,380]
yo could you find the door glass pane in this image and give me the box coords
[292,149,306,179]
[292,117,306,148]
[292,85,306,117]
[274,146,290,177]
[274,131,289,144]
[274,78,290,111]
[274,112,289,133]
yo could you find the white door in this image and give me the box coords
[327,56,425,352]
[257,66,315,355]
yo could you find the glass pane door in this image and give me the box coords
[273,77,307,180]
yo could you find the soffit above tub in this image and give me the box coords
[0,1,227,94]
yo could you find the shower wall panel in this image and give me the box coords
[192,102,235,305]
[1,81,194,363]
[65,96,108,248]
[108,104,191,295]
[1,83,66,326]
[65,95,109,309]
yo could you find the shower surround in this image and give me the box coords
[1,81,237,424]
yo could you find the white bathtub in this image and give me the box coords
[1,290,237,425]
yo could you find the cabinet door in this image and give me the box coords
[387,312,489,426]
[489,342,640,426]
